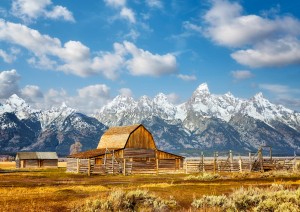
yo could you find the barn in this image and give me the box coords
[67,124,184,175]
[15,152,58,168]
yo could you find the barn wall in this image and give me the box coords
[124,148,155,158]
[125,126,156,149]
[156,150,183,159]
[25,159,39,168]
[41,159,58,168]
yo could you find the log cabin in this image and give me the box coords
[67,124,184,175]
[15,152,58,168]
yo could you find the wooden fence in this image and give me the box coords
[67,150,299,175]
[184,150,299,173]
[67,157,184,175]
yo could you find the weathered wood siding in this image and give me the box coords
[125,126,156,149]
[41,159,58,168]
[156,150,183,159]
[25,159,39,168]
[124,148,155,158]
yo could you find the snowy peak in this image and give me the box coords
[194,83,210,95]
[0,94,38,120]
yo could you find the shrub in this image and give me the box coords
[72,189,177,212]
[184,172,220,181]
[191,184,300,211]
[191,195,227,208]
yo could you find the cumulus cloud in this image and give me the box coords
[231,37,300,67]
[0,20,125,79]
[119,88,133,97]
[231,70,254,80]
[0,69,20,98]
[203,0,300,68]
[177,74,197,81]
[0,21,177,79]
[120,7,136,23]
[11,0,75,23]
[104,0,136,24]
[123,41,177,76]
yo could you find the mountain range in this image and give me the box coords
[1,83,300,156]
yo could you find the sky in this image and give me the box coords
[0,0,300,114]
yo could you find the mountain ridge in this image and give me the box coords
[1,83,300,156]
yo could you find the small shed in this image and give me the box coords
[15,152,58,168]
[67,124,184,175]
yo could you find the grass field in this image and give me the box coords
[1,162,300,211]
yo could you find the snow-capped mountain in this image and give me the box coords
[1,83,300,156]
[0,95,107,155]
[96,83,300,155]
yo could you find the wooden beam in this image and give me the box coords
[88,158,91,176]
[77,158,79,174]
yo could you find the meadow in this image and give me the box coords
[1,162,300,211]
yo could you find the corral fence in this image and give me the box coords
[67,157,184,175]
[185,149,299,174]
[67,147,299,176]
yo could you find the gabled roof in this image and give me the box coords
[16,152,58,160]
[68,148,121,159]
[97,124,141,149]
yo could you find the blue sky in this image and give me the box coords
[0,0,300,113]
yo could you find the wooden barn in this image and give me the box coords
[67,124,184,175]
[15,152,58,168]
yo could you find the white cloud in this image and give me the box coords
[119,88,133,97]
[120,7,136,24]
[146,0,163,9]
[231,37,300,67]
[20,85,43,103]
[203,0,300,68]
[11,0,74,23]
[0,21,177,79]
[0,49,16,63]
[104,0,126,8]
[0,20,125,79]
[183,21,202,33]
[230,70,254,80]
[44,84,111,114]
[0,69,20,98]
[123,41,177,76]
[177,74,197,81]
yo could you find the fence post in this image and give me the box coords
[77,158,80,173]
[249,152,252,172]
[239,155,242,172]
[123,158,126,176]
[293,151,297,172]
[258,147,264,172]
[213,152,217,174]
[201,152,205,172]
[229,150,233,172]
[216,151,219,172]
[88,158,91,176]
[156,158,159,175]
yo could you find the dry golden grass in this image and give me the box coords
[0,161,15,169]
[1,168,300,211]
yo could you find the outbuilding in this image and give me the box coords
[15,152,58,168]
[67,124,184,175]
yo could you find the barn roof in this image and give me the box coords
[16,152,58,160]
[97,124,142,149]
[68,148,121,159]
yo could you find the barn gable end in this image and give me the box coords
[125,125,156,149]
